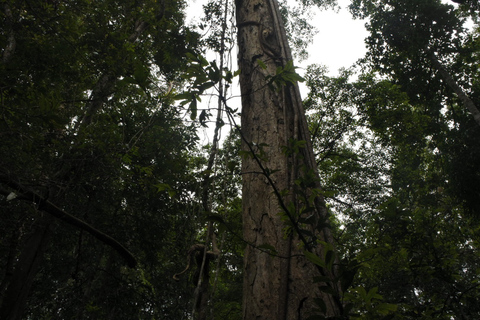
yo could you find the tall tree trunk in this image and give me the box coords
[430,53,480,126]
[235,0,343,318]
[0,216,53,320]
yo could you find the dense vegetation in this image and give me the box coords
[0,0,479,319]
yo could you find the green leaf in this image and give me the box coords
[155,183,171,192]
[133,59,149,86]
[189,99,197,120]
[173,92,194,101]
[238,150,253,159]
[376,303,398,315]
[256,59,267,69]
[224,70,233,83]
[226,161,236,173]
[340,268,358,292]
[199,81,215,91]
[366,287,380,302]
[354,286,367,300]
[313,297,327,314]
[199,109,208,127]
[318,285,336,295]
[304,251,326,268]
[325,250,335,271]
[207,60,220,82]
[185,52,197,61]
[155,183,176,198]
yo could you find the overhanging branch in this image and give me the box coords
[0,174,137,268]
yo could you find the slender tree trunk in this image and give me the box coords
[430,54,480,126]
[0,215,24,307]
[0,216,53,320]
[1,3,16,64]
[235,0,342,318]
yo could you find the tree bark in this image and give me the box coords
[235,0,342,318]
[430,54,480,126]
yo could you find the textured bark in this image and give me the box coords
[235,0,342,319]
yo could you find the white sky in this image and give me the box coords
[299,0,369,75]
[186,0,368,76]
[185,0,369,142]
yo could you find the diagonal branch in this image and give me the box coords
[0,173,137,268]
[431,53,480,126]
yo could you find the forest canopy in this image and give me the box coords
[0,0,479,319]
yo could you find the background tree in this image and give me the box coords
[297,0,480,318]
[2,0,480,318]
[0,0,202,319]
